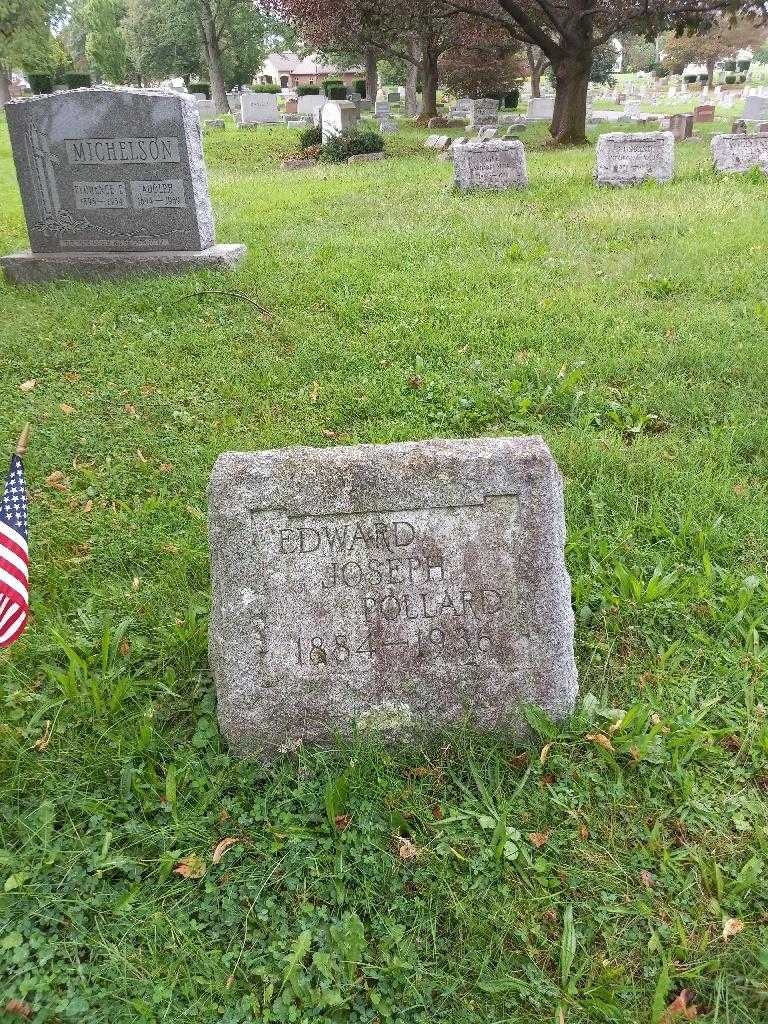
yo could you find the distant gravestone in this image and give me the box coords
[668,113,693,142]
[453,139,528,191]
[321,99,357,143]
[375,100,390,116]
[424,134,450,151]
[378,116,399,134]
[526,96,554,121]
[284,98,298,115]
[239,92,280,126]
[595,131,674,186]
[298,94,325,118]
[711,132,768,172]
[694,103,715,123]
[208,436,577,757]
[387,91,400,105]
[467,98,499,128]
[743,95,768,121]
[731,119,747,134]
[2,87,245,284]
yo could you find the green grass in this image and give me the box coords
[1,115,768,1023]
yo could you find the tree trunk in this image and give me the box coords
[706,56,716,89]
[420,47,438,120]
[549,56,590,145]
[527,46,541,98]
[0,68,11,107]
[405,36,419,116]
[197,0,229,114]
[364,46,378,101]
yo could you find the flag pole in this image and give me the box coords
[15,423,31,458]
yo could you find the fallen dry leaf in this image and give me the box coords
[4,1000,32,1019]
[119,640,130,656]
[661,989,698,1022]
[136,449,147,463]
[540,742,552,764]
[629,745,643,762]
[45,470,69,492]
[33,720,53,752]
[59,403,76,415]
[82,499,93,514]
[334,814,352,831]
[432,803,443,820]
[408,375,423,388]
[639,869,655,888]
[173,854,206,879]
[225,975,235,990]
[722,917,745,942]
[309,380,319,403]
[219,808,231,822]
[528,830,550,848]
[321,428,337,439]
[586,732,614,752]
[212,837,241,864]
[578,823,589,840]
[123,403,138,416]
[395,836,422,860]
[132,577,141,591]
[19,380,36,393]
[733,483,748,496]
[159,463,174,473]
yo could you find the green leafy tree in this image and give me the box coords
[0,0,63,102]
[71,0,131,82]
[122,0,202,84]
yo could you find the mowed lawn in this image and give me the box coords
[1,116,768,1023]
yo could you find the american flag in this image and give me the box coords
[0,454,29,648]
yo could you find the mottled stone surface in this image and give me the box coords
[453,139,528,191]
[595,131,674,186]
[711,132,768,172]
[526,97,554,121]
[2,243,245,284]
[240,92,279,124]
[208,436,577,757]
[321,100,358,143]
[4,87,215,254]
[467,98,499,128]
[668,113,693,142]
[424,134,450,150]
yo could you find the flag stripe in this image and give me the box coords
[0,547,28,581]
[0,609,26,647]
[0,570,27,609]
[0,600,19,630]
[0,518,27,557]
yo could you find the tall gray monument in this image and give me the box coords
[2,87,245,284]
[208,436,577,757]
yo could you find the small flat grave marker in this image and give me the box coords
[453,139,528,191]
[711,132,768,172]
[208,437,577,757]
[595,131,674,186]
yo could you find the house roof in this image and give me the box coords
[264,52,363,75]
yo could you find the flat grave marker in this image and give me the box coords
[595,131,674,186]
[208,437,577,757]
[453,139,528,191]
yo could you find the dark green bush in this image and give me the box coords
[188,81,210,98]
[698,74,708,83]
[323,78,343,96]
[27,74,54,95]
[725,74,737,85]
[502,89,520,109]
[297,84,320,96]
[61,73,92,90]
[298,124,322,150]
[353,78,366,97]
[327,87,347,101]
[320,125,384,163]
[683,74,697,84]
[253,84,281,94]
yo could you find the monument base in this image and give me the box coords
[2,243,247,285]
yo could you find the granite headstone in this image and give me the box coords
[595,131,674,186]
[711,132,768,172]
[453,139,528,191]
[208,436,577,757]
[239,92,280,126]
[2,87,244,283]
[321,100,358,143]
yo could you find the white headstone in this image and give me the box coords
[743,95,768,121]
[240,92,280,125]
[321,100,358,143]
[526,97,554,121]
[298,94,326,117]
